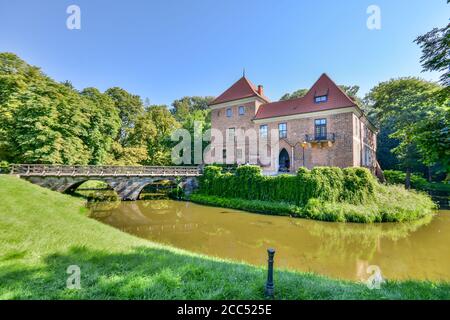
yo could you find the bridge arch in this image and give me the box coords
[64,179,119,201]
[64,179,114,193]
[131,177,179,200]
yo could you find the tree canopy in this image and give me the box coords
[365,77,449,184]
[0,53,210,166]
[414,19,449,86]
[1,52,448,184]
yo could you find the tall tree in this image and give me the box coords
[0,53,91,164]
[279,85,365,108]
[410,92,450,177]
[279,88,308,101]
[144,105,180,165]
[365,77,445,187]
[80,88,120,164]
[105,87,144,144]
[414,9,450,86]
[171,96,214,121]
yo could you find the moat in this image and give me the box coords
[89,200,450,282]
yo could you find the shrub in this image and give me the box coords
[193,165,436,223]
[384,170,428,190]
[199,165,376,206]
[0,161,10,174]
[168,186,185,200]
[190,194,300,217]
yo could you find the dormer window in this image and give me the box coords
[314,95,328,103]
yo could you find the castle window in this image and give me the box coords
[227,128,235,141]
[226,108,232,117]
[314,95,328,103]
[314,119,327,139]
[279,123,287,138]
[260,125,268,138]
[239,106,245,115]
[236,148,243,159]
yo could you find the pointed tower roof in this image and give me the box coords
[254,73,357,120]
[210,76,269,106]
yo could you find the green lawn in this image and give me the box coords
[0,175,449,299]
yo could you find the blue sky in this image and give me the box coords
[0,0,448,106]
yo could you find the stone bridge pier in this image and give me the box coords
[12,165,201,201]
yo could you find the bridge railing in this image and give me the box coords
[10,164,202,177]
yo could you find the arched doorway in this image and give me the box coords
[278,148,290,172]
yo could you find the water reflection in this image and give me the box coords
[90,200,450,281]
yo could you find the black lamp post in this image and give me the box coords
[301,141,307,168]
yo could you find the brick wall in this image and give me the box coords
[209,103,376,173]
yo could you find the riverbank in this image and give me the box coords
[193,166,436,223]
[1,175,449,299]
[0,176,450,299]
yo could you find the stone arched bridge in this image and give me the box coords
[11,164,201,201]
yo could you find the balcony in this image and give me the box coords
[304,133,335,147]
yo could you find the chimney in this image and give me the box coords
[258,85,264,96]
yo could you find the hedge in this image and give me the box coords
[384,170,429,190]
[199,165,377,206]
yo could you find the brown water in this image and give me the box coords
[89,200,450,281]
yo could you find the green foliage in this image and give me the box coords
[279,88,308,101]
[410,101,450,172]
[105,86,144,144]
[167,186,185,200]
[191,183,435,223]
[196,165,435,223]
[80,88,121,164]
[143,105,180,165]
[190,194,300,217]
[171,96,214,121]
[414,20,449,86]
[1,175,447,299]
[365,77,448,176]
[0,53,209,167]
[280,85,365,108]
[0,53,92,164]
[199,165,377,206]
[384,170,429,190]
[384,169,450,195]
[0,161,9,173]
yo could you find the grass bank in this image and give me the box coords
[1,175,449,299]
[193,166,436,223]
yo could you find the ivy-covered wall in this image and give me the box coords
[198,165,377,206]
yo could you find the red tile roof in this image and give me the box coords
[254,73,357,120]
[210,76,270,105]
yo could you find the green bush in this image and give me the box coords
[0,161,10,174]
[199,165,376,206]
[193,165,436,223]
[167,186,185,200]
[190,194,301,217]
[384,170,428,190]
[190,185,436,223]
